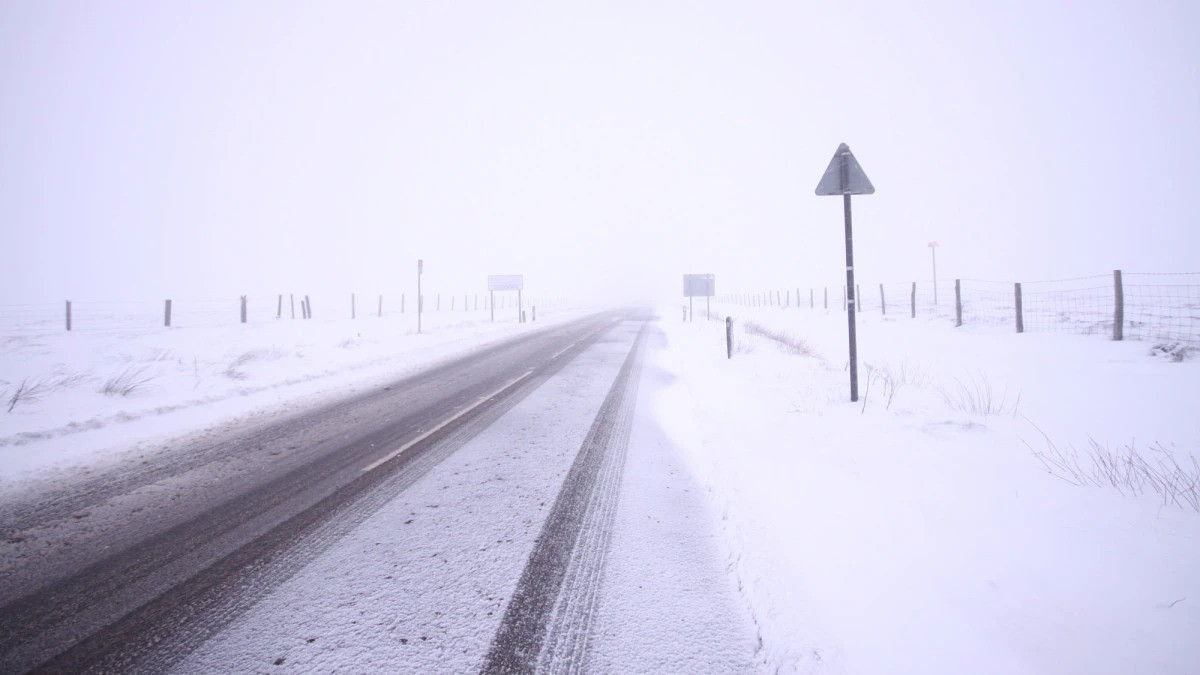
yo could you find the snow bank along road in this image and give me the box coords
[0,311,757,672]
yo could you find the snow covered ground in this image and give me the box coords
[3,298,1197,673]
[0,304,592,489]
[654,303,1199,673]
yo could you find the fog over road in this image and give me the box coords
[0,311,757,673]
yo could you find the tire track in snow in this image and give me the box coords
[482,323,645,674]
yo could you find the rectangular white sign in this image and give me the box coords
[683,274,715,297]
[488,274,524,291]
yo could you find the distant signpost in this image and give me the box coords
[815,143,875,402]
[683,273,715,322]
[927,241,940,305]
[488,274,524,323]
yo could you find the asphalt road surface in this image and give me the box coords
[0,310,758,673]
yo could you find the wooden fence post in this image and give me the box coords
[65,301,71,331]
[810,288,814,309]
[879,284,886,315]
[401,293,405,314]
[305,295,312,319]
[164,299,172,327]
[240,295,247,323]
[824,287,828,310]
[1014,283,1024,333]
[290,294,295,319]
[1113,269,1124,340]
[910,282,916,318]
[276,294,282,319]
[954,280,963,327]
[352,293,356,319]
[451,296,456,311]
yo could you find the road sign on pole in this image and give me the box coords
[488,275,524,322]
[816,143,875,402]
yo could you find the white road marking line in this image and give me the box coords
[551,341,579,360]
[361,370,534,473]
[551,319,621,360]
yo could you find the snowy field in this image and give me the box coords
[655,303,1199,673]
[0,303,592,488]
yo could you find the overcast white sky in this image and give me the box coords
[2,1,1197,304]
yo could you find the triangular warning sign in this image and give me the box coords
[815,143,875,196]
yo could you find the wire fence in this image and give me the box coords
[1021,275,1114,336]
[0,292,571,337]
[1124,273,1200,347]
[718,270,1200,349]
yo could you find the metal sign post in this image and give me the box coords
[815,143,875,402]
[683,274,716,323]
[417,258,423,334]
[928,241,939,305]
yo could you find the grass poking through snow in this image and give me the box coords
[1024,423,1200,511]
[742,321,816,357]
[100,366,155,397]
[6,371,91,412]
[938,373,1020,417]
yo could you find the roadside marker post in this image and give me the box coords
[815,143,875,402]
[726,317,733,359]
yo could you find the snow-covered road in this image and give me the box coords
[0,312,759,673]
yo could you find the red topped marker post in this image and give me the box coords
[815,143,875,402]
